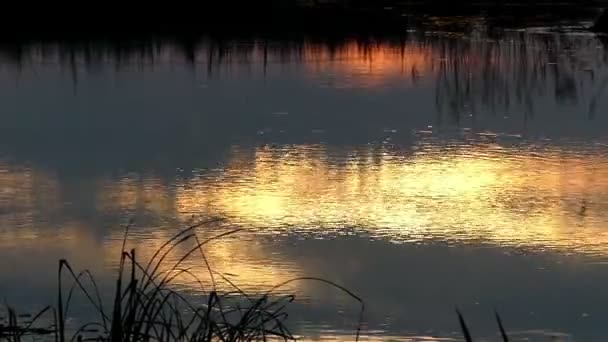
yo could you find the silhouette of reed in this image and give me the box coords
[1,27,607,143]
[0,217,520,342]
[433,30,608,123]
[456,309,510,342]
[1,218,365,342]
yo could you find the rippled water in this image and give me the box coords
[2,27,608,340]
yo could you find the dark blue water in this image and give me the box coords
[2,28,608,341]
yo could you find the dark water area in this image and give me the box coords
[2,13,608,341]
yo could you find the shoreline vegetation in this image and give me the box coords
[0,219,365,342]
[0,220,511,342]
[0,1,606,39]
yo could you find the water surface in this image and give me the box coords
[2,27,608,341]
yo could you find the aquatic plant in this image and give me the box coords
[456,309,510,342]
[0,215,517,342]
[0,218,364,342]
[0,218,515,342]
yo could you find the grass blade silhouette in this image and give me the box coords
[17,221,372,342]
[456,309,472,342]
[495,310,509,342]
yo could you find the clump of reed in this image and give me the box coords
[0,218,364,342]
[0,217,514,342]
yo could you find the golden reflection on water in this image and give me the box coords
[102,228,304,293]
[302,42,434,88]
[174,140,608,256]
[0,163,60,232]
[3,138,608,290]
[1,140,607,342]
[0,164,303,292]
[96,176,175,215]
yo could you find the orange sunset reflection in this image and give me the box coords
[3,137,608,293]
[174,141,608,256]
[302,41,434,88]
[0,163,303,293]
[0,163,61,233]
[102,228,305,293]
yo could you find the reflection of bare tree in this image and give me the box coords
[433,31,608,124]
[1,29,607,123]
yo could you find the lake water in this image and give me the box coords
[2,25,608,341]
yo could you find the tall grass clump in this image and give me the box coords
[0,217,515,342]
[1,218,365,342]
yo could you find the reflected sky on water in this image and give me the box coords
[2,27,608,341]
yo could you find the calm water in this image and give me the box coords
[2,27,608,341]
